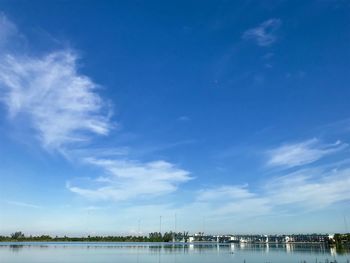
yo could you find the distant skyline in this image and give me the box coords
[0,1,350,235]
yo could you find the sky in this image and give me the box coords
[0,0,350,236]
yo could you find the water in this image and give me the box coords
[0,242,349,263]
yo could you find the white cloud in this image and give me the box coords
[242,18,281,46]
[266,167,350,208]
[194,164,350,218]
[195,185,271,217]
[0,14,193,204]
[266,139,347,168]
[0,51,112,150]
[197,185,255,201]
[67,158,192,201]
[6,200,42,209]
[0,13,18,48]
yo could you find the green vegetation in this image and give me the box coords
[0,231,189,242]
[331,233,350,248]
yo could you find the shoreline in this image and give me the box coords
[0,241,328,244]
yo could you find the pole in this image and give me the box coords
[138,219,141,235]
[344,215,349,233]
[175,213,177,233]
[160,216,162,234]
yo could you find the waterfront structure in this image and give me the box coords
[184,233,333,244]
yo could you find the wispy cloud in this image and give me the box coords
[266,166,350,209]
[266,139,347,168]
[242,18,281,47]
[177,116,190,122]
[193,138,350,217]
[194,164,350,217]
[0,13,18,48]
[6,200,42,209]
[195,185,271,217]
[81,206,108,211]
[0,14,192,203]
[0,51,112,151]
[197,185,255,201]
[67,158,192,201]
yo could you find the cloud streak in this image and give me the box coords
[0,51,112,151]
[0,14,192,203]
[197,185,255,201]
[195,185,271,217]
[192,141,350,218]
[1,13,349,224]
[266,139,347,168]
[0,13,18,48]
[266,167,350,208]
[6,200,42,209]
[67,158,192,201]
[243,18,281,47]
[195,164,350,218]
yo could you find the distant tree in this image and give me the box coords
[11,232,25,239]
[163,232,173,242]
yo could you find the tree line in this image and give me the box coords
[0,231,190,242]
[330,233,350,248]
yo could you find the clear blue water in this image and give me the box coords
[0,242,349,263]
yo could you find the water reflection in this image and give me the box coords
[8,244,24,253]
[0,242,349,263]
[0,242,348,254]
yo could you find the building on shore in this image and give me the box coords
[183,233,332,244]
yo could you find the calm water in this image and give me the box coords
[0,242,349,263]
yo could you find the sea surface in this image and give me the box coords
[0,242,349,263]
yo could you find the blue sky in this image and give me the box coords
[0,0,350,236]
